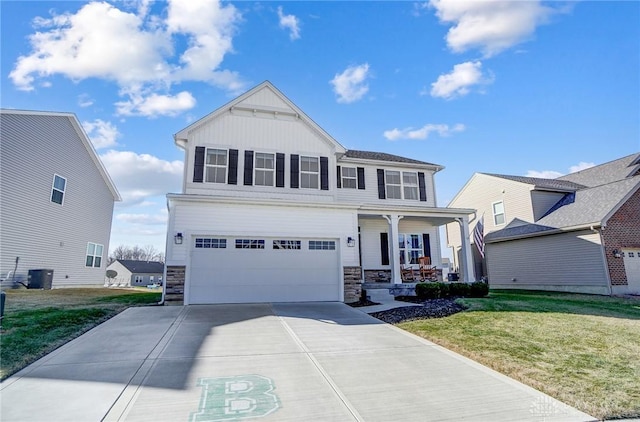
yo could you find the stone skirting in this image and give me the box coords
[343,266,363,303]
[164,266,185,305]
[364,269,392,283]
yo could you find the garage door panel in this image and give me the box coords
[189,237,341,304]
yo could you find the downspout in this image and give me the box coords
[157,198,172,306]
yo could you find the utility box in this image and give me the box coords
[28,269,54,289]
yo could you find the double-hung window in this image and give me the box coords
[385,171,419,200]
[255,152,275,186]
[403,172,419,200]
[385,171,402,199]
[492,201,505,225]
[300,156,319,189]
[341,167,357,189]
[51,174,66,205]
[85,243,104,268]
[205,149,227,183]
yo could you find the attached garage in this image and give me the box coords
[622,248,640,294]
[188,236,342,304]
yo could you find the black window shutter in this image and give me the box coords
[377,169,386,199]
[276,153,285,188]
[380,233,390,265]
[193,147,205,183]
[422,234,431,259]
[418,172,427,202]
[357,167,365,190]
[320,156,329,190]
[336,166,342,188]
[290,154,299,188]
[244,150,254,186]
[228,149,238,185]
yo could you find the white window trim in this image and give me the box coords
[492,200,506,226]
[51,174,66,205]
[205,148,228,184]
[402,172,419,200]
[254,152,275,187]
[341,166,357,189]
[300,155,320,189]
[134,275,144,283]
[399,233,424,266]
[385,170,419,200]
[85,242,104,268]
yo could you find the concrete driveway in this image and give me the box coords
[1,303,594,422]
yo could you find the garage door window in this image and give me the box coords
[309,240,336,250]
[273,240,301,250]
[235,239,265,249]
[195,238,227,248]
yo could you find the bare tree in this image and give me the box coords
[108,245,164,264]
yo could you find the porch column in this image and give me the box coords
[456,217,476,283]
[384,214,403,285]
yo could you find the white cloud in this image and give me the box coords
[99,150,183,205]
[526,170,563,179]
[77,93,94,107]
[384,123,465,141]
[116,211,168,225]
[330,63,371,104]
[9,0,244,117]
[430,61,491,99]
[82,119,120,149]
[277,6,301,40]
[569,162,595,173]
[115,91,196,117]
[429,0,555,57]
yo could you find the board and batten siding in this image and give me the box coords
[166,200,359,267]
[486,230,609,294]
[0,113,116,287]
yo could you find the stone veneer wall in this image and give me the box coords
[343,266,363,303]
[364,269,392,283]
[601,189,640,286]
[165,266,185,305]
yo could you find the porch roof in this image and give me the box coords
[357,205,475,226]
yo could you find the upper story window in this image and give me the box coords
[341,167,357,189]
[51,174,66,205]
[255,152,275,186]
[492,201,505,225]
[385,171,418,200]
[205,148,227,183]
[85,242,103,268]
[300,156,319,189]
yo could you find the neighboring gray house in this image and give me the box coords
[446,153,640,295]
[0,109,121,288]
[105,260,164,287]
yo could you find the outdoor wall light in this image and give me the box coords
[347,237,355,247]
[612,249,622,258]
[174,232,183,245]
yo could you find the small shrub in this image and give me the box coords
[448,283,471,297]
[469,281,489,298]
[416,282,450,299]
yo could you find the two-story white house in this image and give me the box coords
[163,81,476,305]
[0,109,121,288]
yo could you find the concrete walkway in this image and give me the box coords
[1,303,595,422]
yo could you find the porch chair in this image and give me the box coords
[418,257,438,282]
[401,265,417,282]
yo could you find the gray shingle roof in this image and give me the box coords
[556,153,640,187]
[117,260,164,274]
[481,173,586,191]
[343,149,440,166]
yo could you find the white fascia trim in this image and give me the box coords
[166,193,359,211]
[338,156,443,172]
[485,223,602,244]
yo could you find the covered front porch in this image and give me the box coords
[356,205,476,285]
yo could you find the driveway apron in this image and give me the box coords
[1,303,595,422]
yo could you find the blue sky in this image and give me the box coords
[2,0,639,257]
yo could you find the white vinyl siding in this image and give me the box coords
[300,156,319,189]
[254,152,275,186]
[341,167,357,189]
[51,174,66,205]
[205,148,227,183]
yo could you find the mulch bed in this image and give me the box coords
[368,298,466,324]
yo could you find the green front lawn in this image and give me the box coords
[399,291,640,420]
[1,288,161,380]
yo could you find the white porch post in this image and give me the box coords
[384,214,403,285]
[456,217,476,283]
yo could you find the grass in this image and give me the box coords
[398,290,640,420]
[0,288,161,380]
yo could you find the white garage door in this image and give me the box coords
[622,248,640,294]
[189,237,341,304]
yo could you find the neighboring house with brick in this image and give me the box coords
[105,259,164,287]
[163,81,476,305]
[0,109,121,288]
[446,153,640,295]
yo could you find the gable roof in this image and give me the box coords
[343,149,442,168]
[0,109,121,201]
[174,81,346,154]
[480,173,585,191]
[556,153,640,187]
[115,260,164,274]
